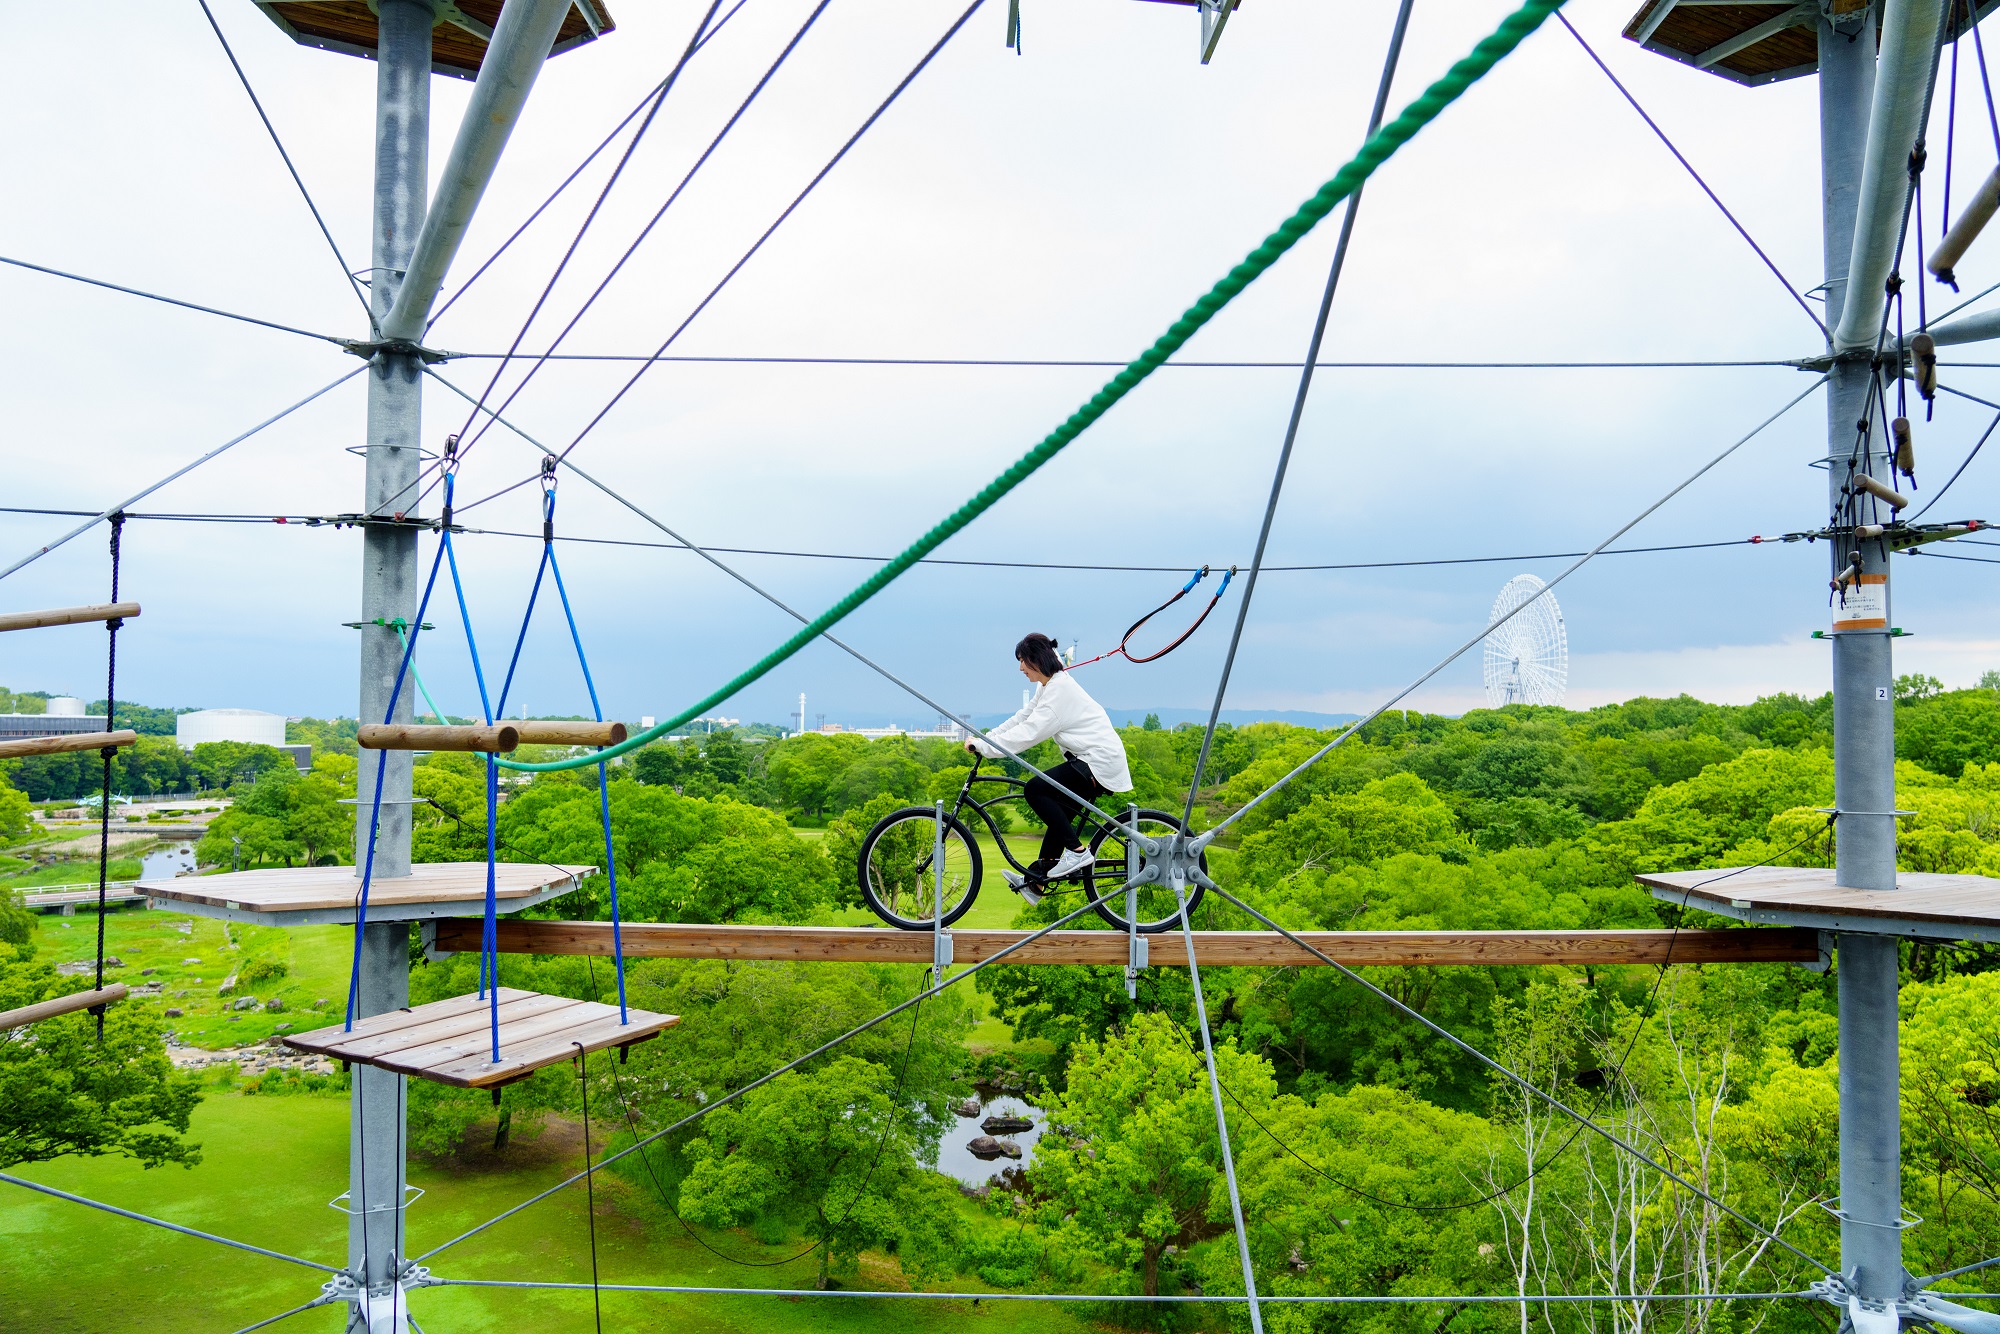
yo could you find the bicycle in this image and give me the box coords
[855,755,1207,933]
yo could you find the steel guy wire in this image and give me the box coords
[1191,878,1837,1278]
[411,871,1147,1265]
[441,352,1803,368]
[1921,1255,2000,1286]
[450,0,730,456]
[1556,12,1827,339]
[425,0,758,331]
[422,367,1118,837]
[454,0,837,462]
[0,510,1795,570]
[1931,275,2000,324]
[225,1295,341,1334]
[1910,395,2000,519]
[1206,376,1827,838]
[548,0,990,468]
[194,0,374,323]
[1179,0,1416,835]
[1908,547,2000,563]
[430,1280,1815,1305]
[0,254,345,345]
[0,1171,341,1274]
[0,366,367,583]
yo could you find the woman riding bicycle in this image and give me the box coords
[965,632,1132,901]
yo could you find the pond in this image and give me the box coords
[140,842,196,879]
[934,1088,1048,1187]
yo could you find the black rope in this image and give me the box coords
[1180,0,1415,826]
[574,1042,603,1334]
[92,513,124,1041]
[1556,12,1828,338]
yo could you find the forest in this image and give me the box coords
[8,681,2000,1327]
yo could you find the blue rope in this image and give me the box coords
[344,488,452,1030]
[548,529,628,1024]
[441,488,502,1062]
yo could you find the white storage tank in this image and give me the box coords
[45,697,85,716]
[176,708,288,751]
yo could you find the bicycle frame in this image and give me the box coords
[948,756,1127,883]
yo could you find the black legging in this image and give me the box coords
[1024,756,1106,863]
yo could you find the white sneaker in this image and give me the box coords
[1002,872,1043,907]
[1049,847,1096,880]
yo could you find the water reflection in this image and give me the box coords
[934,1089,1047,1186]
[140,843,196,879]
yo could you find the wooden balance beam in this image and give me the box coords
[359,723,519,752]
[512,721,627,747]
[0,984,128,1030]
[431,919,1823,968]
[0,602,140,633]
[0,730,139,761]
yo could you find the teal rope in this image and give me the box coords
[498,0,1565,775]
[392,622,451,724]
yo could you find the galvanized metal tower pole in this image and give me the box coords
[353,0,433,1326]
[1818,0,1904,1307]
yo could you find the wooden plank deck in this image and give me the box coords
[430,918,1823,967]
[1639,867,2000,940]
[136,862,592,925]
[282,987,679,1090]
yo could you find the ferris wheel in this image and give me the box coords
[1483,574,1568,708]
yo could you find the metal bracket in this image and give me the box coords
[328,1184,425,1217]
[1195,0,1235,63]
[931,927,953,981]
[339,337,460,365]
[1816,1198,1924,1230]
[420,920,453,964]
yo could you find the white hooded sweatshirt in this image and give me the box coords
[970,670,1133,792]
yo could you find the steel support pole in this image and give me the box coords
[353,2,433,1329]
[1819,3,1905,1306]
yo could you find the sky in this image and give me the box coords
[3,0,1999,730]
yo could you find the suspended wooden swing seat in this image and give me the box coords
[282,987,678,1090]
[136,862,592,928]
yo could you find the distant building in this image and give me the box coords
[0,711,105,740]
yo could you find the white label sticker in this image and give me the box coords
[1876,687,1891,701]
[1833,574,1888,631]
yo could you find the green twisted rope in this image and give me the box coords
[501,0,1565,773]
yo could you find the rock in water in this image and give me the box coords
[953,1097,982,1118]
[967,1136,1009,1160]
[982,1113,1034,1134]
[996,1138,1024,1159]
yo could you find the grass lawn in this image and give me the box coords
[27,906,353,1048]
[0,856,144,890]
[1,1090,1094,1333]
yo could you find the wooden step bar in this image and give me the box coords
[0,602,140,633]
[359,723,518,752]
[0,984,128,1030]
[0,729,139,760]
[431,918,1823,968]
[512,721,626,747]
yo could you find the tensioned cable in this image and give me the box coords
[0,366,366,583]
[547,0,991,468]
[0,511,1794,570]
[483,0,1578,777]
[1908,546,2000,563]
[425,0,757,330]
[1180,0,1416,834]
[1556,13,1826,339]
[453,0,836,461]
[0,254,344,345]
[225,1295,340,1334]
[430,1280,1813,1305]
[194,0,373,322]
[442,352,1801,368]
[450,0,732,454]
[1910,386,2000,519]
[1206,376,1826,838]
[0,1172,341,1273]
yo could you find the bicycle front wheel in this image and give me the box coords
[1086,809,1207,933]
[858,807,983,930]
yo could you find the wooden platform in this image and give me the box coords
[1639,867,2000,943]
[282,987,678,1090]
[1622,1,2000,89]
[137,862,591,928]
[430,918,1824,968]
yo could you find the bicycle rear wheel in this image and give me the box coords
[1085,809,1207,933]
[858,807,983,930]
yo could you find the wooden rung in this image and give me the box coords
[0,602,141,634]
[0,730,139,761]
[432,918,1824,968]
[511,721,628,747]
[304,991,575,1062]
[0,984,128,1029]
[358,723,518,753]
